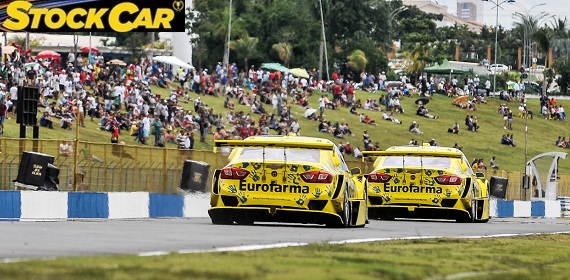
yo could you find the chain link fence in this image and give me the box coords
[1,138,569,199]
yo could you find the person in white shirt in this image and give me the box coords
[485,79,491,97]
[76,97,85,128]
[9,85,18,116]
[141,114,151,145]
[86,94,97,120]
[67,51,75,66]
[59,141,74,156]
[353,147,362,159]
[318,94,327,118]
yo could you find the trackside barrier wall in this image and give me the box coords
[489,198,561,218]
[2,138,570,199]
[0,191,210,220]
[0,191,562,220]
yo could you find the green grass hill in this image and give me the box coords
[4,84,569,173]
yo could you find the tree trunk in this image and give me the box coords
[244,58,248,73]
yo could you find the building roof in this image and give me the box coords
[403,0,484,33]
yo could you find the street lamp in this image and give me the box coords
[510,3,548,72]
[482,0,515,96]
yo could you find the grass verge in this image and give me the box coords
[2,234,570,279]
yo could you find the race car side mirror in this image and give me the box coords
[475,172,485,179]
[351,168,361,175]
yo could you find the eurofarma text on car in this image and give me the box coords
[208,135,367,227]
[363,145,490,223]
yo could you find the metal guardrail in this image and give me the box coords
[559,197,570,217]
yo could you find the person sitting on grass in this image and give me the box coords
[360,114,378,126]
[448,121,459,134]
[416,104,438,119]
[501,134,516,147]
[490,156,499,169]
[409,121,423,135]
[59,140,74,156]
[40,112,53,129]
[382,112,402,124]
[60,113,73,130]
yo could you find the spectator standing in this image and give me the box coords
[152,116,162,146]
[9,84,17,116]
[0,100,6,133]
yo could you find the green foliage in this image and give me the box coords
[554,60,570,94]
[271,42,292,68]
[346,50,367,73]
[230,33,259,70]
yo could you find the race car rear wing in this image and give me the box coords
[213,139,336,153]
[361,150,463,162]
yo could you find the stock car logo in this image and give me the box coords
[1,0,185,32]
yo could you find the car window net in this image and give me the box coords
[381,156,451,169]
[237,148,321,163]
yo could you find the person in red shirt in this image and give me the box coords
[80,71,86,84]
[111,125,119,143]
[347,85,355,104]
[333,84,342,102]
[332,71,338,81]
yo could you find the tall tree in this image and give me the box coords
[272,42,292,67]
[347,50,367,73]
[230,33,259,71]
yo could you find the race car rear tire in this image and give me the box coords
[341,187,351,227]
[327,187,351,228]
[457,190,477,223]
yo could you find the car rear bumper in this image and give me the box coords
[208,207,343,225]
[368,205,469,220]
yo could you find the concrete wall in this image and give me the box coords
[0,191,210,221]
[0,191,561,220]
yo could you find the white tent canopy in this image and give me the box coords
[152,55,193,69]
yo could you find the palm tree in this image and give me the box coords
[272,42,292,68]
[347,50,368,73]
[230,33,258,71]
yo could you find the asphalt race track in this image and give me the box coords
[1,218,570,262]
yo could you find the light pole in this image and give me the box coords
[511,3,548,72]
[222,0,233,71]
[482,0,515,96]
[509,2,548,200]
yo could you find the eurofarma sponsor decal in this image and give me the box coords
[1,0,185,32]
[383,185,443,194]
[239,181,310,194]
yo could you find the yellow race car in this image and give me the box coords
[209,136,367,227]
[363,145,490,223]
